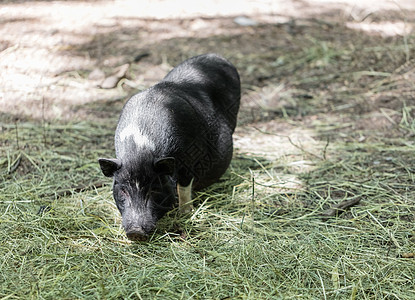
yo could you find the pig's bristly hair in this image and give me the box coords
[117,148,156,187]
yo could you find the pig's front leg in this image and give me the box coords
[177,178,194,213]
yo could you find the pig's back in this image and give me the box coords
[162,53,240,132]
[116,54,240,190]
[160,55,240,189]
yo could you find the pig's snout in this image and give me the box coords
[126,227,148,241]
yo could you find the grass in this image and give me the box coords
[1,106,414,299]
[1,13,415,300]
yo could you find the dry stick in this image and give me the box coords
[320,197,361,220]
[37,181,107,215]
[39,181,106,200]
[57,181,106,199]
[399,253,415,259]
[100,63,130,89]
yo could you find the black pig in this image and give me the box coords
[98,54,240,241]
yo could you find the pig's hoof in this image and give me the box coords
[179,204,194,214]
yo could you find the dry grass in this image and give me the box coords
[1,1,415,299]
[1,98,414,299]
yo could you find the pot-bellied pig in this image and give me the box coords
[98,53,240,241]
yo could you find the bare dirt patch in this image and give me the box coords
[1,0,414,195]
[1,0,414,121]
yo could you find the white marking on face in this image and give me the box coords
[119,123,155,150]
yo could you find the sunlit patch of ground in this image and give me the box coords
[1,0,414,120]
[234,119,322,193]
[1,0,413,192]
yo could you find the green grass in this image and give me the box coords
[1,14,415,299]
[1,111,414,299]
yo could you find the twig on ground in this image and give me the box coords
[321,197,361,220]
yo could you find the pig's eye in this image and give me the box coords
[115,187,129,211]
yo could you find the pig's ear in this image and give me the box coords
[98,158,122,177]
[154,157,175,176]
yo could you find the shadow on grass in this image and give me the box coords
[1,5,415,299]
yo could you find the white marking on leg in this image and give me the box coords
[177,178,194,213]
[119,123,155,150]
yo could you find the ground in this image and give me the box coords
[0,0,415,299]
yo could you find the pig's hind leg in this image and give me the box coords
[177,178,194,213]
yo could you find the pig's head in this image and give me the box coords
[98,155,176,241]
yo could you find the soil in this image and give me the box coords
[1,0,415,181]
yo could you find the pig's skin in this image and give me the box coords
[99,54,240,241]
